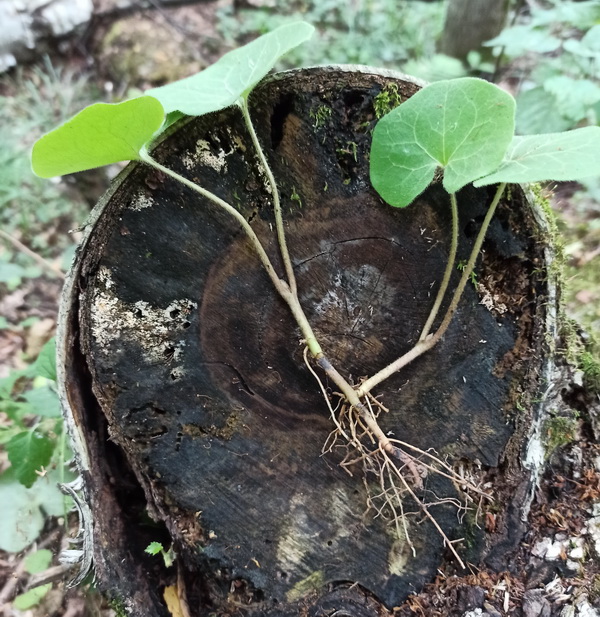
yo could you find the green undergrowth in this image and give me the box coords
[216,0,444,70]
[0,338,75,555]
[0,59,96,288]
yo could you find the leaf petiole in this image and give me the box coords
[239,97,298,297]
[357,182,507,397]
[419,191,459,341]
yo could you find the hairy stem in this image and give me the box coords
[239,98,298,297]
[419,191,459,341]
[317,356,395,453]
[430,182,506,343]
[357,182,507,397]
[139,149,323,357]
[140,149,287,296]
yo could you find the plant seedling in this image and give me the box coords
[31,24,600,570]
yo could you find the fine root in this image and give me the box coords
[304,348,492,569]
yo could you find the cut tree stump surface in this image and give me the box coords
[61,67,555,616]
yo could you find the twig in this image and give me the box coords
[0,229,65,279]
[0,529,61,607]
[27,564,72,589]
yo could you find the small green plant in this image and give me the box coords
[0,338,74,554]
[145,541,175,568]
[31,25,600,570]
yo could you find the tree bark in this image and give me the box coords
[57,67,599,617]
[440,0,510,62]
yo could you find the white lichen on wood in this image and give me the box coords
[182,139,231,172]
[130,192,155,211]
[90,267,195,370]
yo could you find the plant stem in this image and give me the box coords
[316,356,394,452]
[430,182,506,341]
[140,149,287,295]
[419,191,459,341]
[357,182,507,397]
[139,149,323,357]
[239,98,298,297]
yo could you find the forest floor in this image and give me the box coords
[0,1,599,616]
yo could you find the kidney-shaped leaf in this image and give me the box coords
[474,127,600,186]
[370,78,515,207]
[31,96,165,178]
[147,22,315,116]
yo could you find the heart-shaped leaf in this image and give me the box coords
[147,22,315,116]
[370,78,515,207]
[474,127,600,186]
[31,96,165,178]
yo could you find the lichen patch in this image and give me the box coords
[477,282,508,315]
[129,192,155,211]
[90,267,196,369]
[182,139,230,172]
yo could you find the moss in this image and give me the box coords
[109,597,129,617]
[309,105,332,129]
[336,141,358,162]
[286,570,325,603]
[558,315,585,366]
[581,350,600,392]
[529,183,566,279]
[543,415,578,456]
[373,83,402,119]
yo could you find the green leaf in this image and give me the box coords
[0,470,44,552]
[484,25,561,57]
[31,96,165,178]
[147,22,315,116]
[0,467,74,553]
[145,541,164,556]
[13,584,52,610]
[516,87,573,135]
[23,386,61,417]
[36,466,76,517]
[24,548,53,574]
[543,76,600,122]
[474,127,600,186]
[6,430,55,488]
[563,25,600,58]
[402,54,467,83]
[370,78,515,207]
[33,338,57,381]
[530,1,600,29]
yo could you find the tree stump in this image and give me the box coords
[58,67,570,616]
